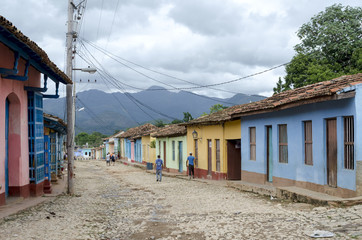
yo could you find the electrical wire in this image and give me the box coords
[79,40,238,105]
[81,38,287,91]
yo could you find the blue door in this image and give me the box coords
[178,141,183,172]
[44,135,50,180]
[5,98,9,197]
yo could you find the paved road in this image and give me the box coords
[0,160,361,239]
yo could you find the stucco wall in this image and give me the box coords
[156,135,187,172]
[240,97,357,191]
[0,42,41,197]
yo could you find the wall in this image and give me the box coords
[156,135,187,172]
[240,97,357,194]
[0,42,41,201]
[186,124,227,179]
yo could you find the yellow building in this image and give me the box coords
[182,106,241,180]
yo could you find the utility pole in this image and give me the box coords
[66,0,74,195]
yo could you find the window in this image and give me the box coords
[278,124,288,163]
[216,139,220,172]
[344,116,354,169]
[172,141,175,160]
[304,121,313,165]
[249,127,256,160]
[194,139,198,167]
[85,152,88,156]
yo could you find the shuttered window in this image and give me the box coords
[172,141,175,160]
[344,116,354,170]
[194,139,198,167]
[216,139,220,172]
[304,121,313,165]
[249,127,256,160]
[278,124,288,163]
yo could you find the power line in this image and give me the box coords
[81,38,288,91]
[79,40,238,105]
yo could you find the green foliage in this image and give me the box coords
[150,139,156,148]
[183,112,193,122]
[276,4,362,91]
[273,77,284,94]
[75,131,107,147]
[210,104,228,114]
[154,119,166,128]
[113,129,121,135]
[171,119,183,124]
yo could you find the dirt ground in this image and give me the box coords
[0,160,361,239]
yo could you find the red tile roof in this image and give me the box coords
[0,16,71,84]
[230,73,362,117]
[183,74,362,125]
[151,124,187,138]
[120,123,158,139]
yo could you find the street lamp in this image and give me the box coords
[72,66,97,74]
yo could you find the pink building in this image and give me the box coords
[0,16,71,205]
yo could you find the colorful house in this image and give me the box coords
[151,124,187,173]
[0,16,71,205]
[141,134,156,165]
[182,108,241,180]
[120,124,158,162]
[43,113,66,183]
[231,74,362,198]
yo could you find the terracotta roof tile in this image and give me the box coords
[231,74,362,117]
[120,123,158,139]
[151,124,186,138]
[0,16,71,84]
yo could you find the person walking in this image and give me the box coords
[111,152,116,166]
[106,152,110,166]
[155,155,163,182]
[186,152,195,180]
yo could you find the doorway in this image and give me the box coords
[178,141,183,172]
[207,140,212,175]
[227,139,241,180]
[5,98,9,197]
[163,141,167,168]
[266,126,273,182]
[326,118,337,187]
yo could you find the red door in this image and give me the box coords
[327,119,337,187]
[227,140,241,180]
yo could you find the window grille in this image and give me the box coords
[249,127,256,160]
[344,116,354,170]
[278,124,288,163]
[304,121,313,165]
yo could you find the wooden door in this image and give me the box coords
[178,141,183,172]
[5,98,9,197]
[207,140,212,175]
[163,141,167,168]
[327,119,337,187]
[266,126,273,182]
[227,140,241,180]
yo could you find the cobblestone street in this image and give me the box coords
[0,160,361,239]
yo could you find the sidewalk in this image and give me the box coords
[120,159,362,206]
[0,175,67,219]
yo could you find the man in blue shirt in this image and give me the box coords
[155,155,163,182]
[186,152,195,180]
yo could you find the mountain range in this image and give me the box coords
[43,86,265,135]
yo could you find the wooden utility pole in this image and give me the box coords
[66,0,74,195]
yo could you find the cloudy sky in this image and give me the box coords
[2,0,361,98]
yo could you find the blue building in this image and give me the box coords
[232,74,362,198]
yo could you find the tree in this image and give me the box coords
[183,112,193,122]
[171,119,183,124]
[273,77,284,94]
[154,119,165,127]
[276,4,362,92]
[210,104,228,114]
[75,132,89,146]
